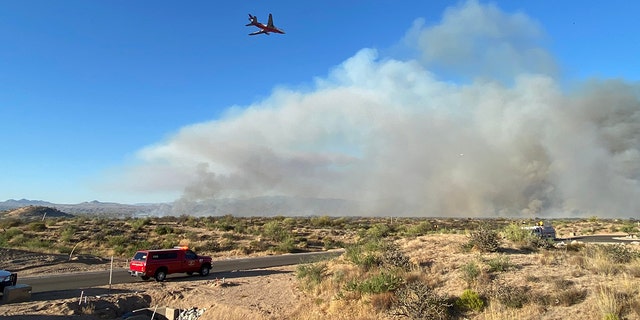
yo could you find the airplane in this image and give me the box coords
[246,13,285,36]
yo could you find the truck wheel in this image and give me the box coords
[141,276,150,281]
[155,270,167,282]
[200,265,210,277]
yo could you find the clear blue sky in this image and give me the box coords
[1,0,639,208]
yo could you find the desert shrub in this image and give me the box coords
[9,234,28,246]
[161,237,179,250]
[345,271,403,294]
[310,215,333,228]
[382,245,413,271]
[296,262,327,289]
[213,215,236,232]
[125,240,153,257]
[198,240,221,253]
[154,225,174,235]
[581,245,627,275]
[273,237,296,253]
[404,221,432,237]
[501,224,531,243]
[57,245,73,254]
[28,221,47,232]
[322,237,343,250]
[0,218,22,229]
[459,262,481,288]
[222,232,241,240]
[455,289,485,312]
[107,235,127,247]
[555,288,588,307]
[184,231,200,242]
[345,240,383,271]
[393,281,451,320]
[606,244,636,264]
[129,218,150,231]
[526,236,555,249]
[24,238,53,249]
[458,241,474,253]
[486,255,513,272]
[468,225,500,252]
[113,245,127,256]
[1,227,23,241]
[365,223,392,239]
[60,224,77,242]
[620,223,639,234]
[491,282,529,308]
[262,221,291,242]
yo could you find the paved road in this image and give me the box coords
[18,250,344,293]
[559,234,640,244]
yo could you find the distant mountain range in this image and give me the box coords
[0,199,168,217]
[0,197,356,217]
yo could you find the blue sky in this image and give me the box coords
[1,1,639,217]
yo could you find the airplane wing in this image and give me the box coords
[249,30,270,36]
[267,13,274,28]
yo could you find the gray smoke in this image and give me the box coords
[120,0,640,217]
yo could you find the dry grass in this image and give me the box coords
[2,214,640,319]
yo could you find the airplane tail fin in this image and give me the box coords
[247,14,257,24]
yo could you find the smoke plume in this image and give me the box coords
[122,0,640,217]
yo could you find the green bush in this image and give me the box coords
[365,223,392,239]
[486,255,513,272]
[455,289,485,312]
[468,225,500,252]
[262,221,290,242]
[460,262,481,288]
[107,235,127,247]
[155,225,174,235]
[526,236,555,249]
[405,221,433,236]
[620,223,639,234]
[2,227,23,240]
[296,263,327,289]
[310,216,333,228]
[345,241,382,271]
[24,238,53,249]
[606,244,636,263]
[273,236,297,253]
[28,221,47,232]
[501,224,530,243]
[322,237,343,250]
[346,271,403,294]
[129,218,150,231]
[0,218,22,229]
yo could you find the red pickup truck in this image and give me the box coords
[128,247,212,281]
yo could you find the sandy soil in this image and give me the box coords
[0,249,303,320]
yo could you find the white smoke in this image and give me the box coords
[118,0,640,217]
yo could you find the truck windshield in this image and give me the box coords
[132,252,147,261]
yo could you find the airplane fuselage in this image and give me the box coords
[249,22,284,34]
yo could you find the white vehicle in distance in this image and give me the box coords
[522,221,556,240]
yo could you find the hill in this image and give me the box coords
[3,205,74,219]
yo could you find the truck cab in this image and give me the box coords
[128,247,212,282]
